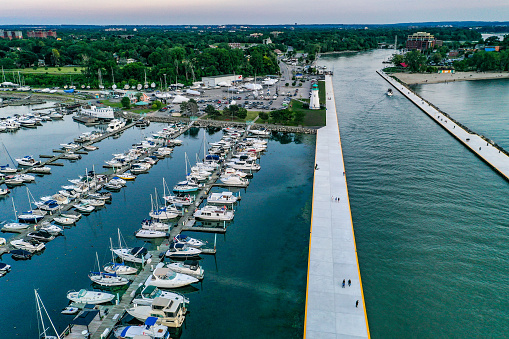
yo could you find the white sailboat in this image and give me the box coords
[35,290,60,339]
[104,238,138,275]
[89,252,129,286]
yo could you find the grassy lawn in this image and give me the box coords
[318,80,326,105]
[97,100,122,108]
[291,99,326,127]
[13,67,85,75]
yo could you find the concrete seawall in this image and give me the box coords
[304,75,370,338]
[378,70,509,181]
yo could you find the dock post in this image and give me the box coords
[214,233,217,251]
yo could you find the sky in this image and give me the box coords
[1,0,508,25]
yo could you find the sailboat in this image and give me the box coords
[35,290,60,339]
[89,252,129,286]
[18,187,45,223]
[173,153,200,193]
[104,238,138,275]
[111,229,150,264]
[148,190,179,220]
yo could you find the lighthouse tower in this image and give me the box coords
[309,83,320,110]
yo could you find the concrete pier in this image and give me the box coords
[304,75,370,338]
[378,70,509,181]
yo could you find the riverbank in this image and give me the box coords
[391,71,509,85]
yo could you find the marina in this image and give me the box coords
[0,100,313,338]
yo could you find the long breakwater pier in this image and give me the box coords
[304,75,370,338]
[378,70,509,181]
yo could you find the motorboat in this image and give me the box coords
[387,88,393,96]
[135,228,167,238]
[36,199,61,212]
[113,317,171,339]
[194,205,234,221]
[83,145,99,151]
[165,242,202,259]
[61,306,79,315]
[2,222,31,233]
[141,219,169,232]
[4,176,24,186]
[15,156,41,167]
[0,165,17,174]
[10,249,32,260]
[226,159,261,171]
[80,198,105,207]
[0,262,11,274]
[207,191,238,205]
[127,297,187,328]
[79,105,115,120]
[0,187,10,196]
[39,223,63,235]
[10,239,45,253]
[53,217,76,225]
[145,263,199,289]
[104,182,123,190]
[173,234,205,248]
[106,119,126,133]
[27,229,55,242]
[60,143,79,150]
[110,177,127,186]
[166,260,205,280]
[0,237,5,246]
[132,285,189,306]
[18,210,45,223]
[249,128,271,137]
[61,152,81,160]
[66,289,115,304]
[74,202,95,213]
[15,173,36,182]
[61,211,81,220]
[130,163,151,174]
[219,174,249,186]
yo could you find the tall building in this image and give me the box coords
[406,32,436,51]
[27,30,57,39]
[0,30,23,39]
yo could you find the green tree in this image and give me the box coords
[404,50,426,72]
[153,100,163,109]
[121,96,130,109]
[205,104,220,119]
[258,112,269,120]
[391,54,404,66]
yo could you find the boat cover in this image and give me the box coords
[131,247,148,256]
[71,310,99,326]
[145,316,158,327]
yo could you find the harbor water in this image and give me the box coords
[320,50,509,338]
[0,108,314,338]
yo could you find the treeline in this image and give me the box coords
[0,27,484,87]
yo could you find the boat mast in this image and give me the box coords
[11,197,17,219]
[35,289,59,339]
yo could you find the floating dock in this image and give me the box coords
[304,74,370,338]
[378,70,509,181]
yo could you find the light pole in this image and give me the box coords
[163,74,167,91]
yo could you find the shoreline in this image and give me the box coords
[391,71,509,85]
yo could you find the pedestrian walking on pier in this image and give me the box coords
[348,279,351,286]
[342,279,345,288]
[356,300,359,308]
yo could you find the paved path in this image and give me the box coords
[305,75,370,338]
[378,70,509,181]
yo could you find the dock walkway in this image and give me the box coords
[304,75,370,338]
[378,70,509,181]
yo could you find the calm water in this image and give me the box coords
[0,108,314,338]
[320,50,509,338]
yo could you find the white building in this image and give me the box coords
[202,74,243,87]
[309,83,320,110]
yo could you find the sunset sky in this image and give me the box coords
[1,0,508,25]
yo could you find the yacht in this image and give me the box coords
[141,219,169,232]
[103,262,138,275]
[113,318,171,339]
[163,194,194,206]
[10,239,45,253]
[132,285,189,306]
[165,242,202,259]
[15,156,41,167]
[219,174,249,186]
[149,206,179,220]
[106,119,126,133]
[79,105,114,120]
[2,222,31,233]
[145,263,199,289]
[28,165,51,174]
[0,165,17,174]
[207,191,238,205]
[126,296,187,328]
[66,289,115,304]
[194,205,234,221]
[166,260,205,280]
[173,234,205,248]
[135,228,167,239]
[172,180,200,193]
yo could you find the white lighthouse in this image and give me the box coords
[309,83,320,109]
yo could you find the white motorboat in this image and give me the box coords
[166,260,205,280]
[194,205,234,221]
[112,239,150,264]
[80,198,105,207]
[0,187,10,196]
[103,262,138,275]
[387,88,393,96]
[113,318,171,339]
[149,206,179,220]
[39,223,63,235]
[74,202,95,213]
[0,238,5,246]
[4,176,24,186]
[53,217,76,225]
[89,253,129,286]
[83,145,99,151]
[66,289,115,304]
[2,222,31,233]
[106,119,126,133]
[219,174,249,186]
[207,191,238,205]
[145,263,198,289]
[60,211,82,220]
[60,143,79,149]
[249,128,271,137]
[135,226,167,238]
[15,173,36,182]
[0,262,11,273]
[15,156,41,167]
[172,180,200,193]
[173,234,205,248]
[61,152,81,160]
[165,242,202,259]
[226,159,261,171]
[0,165,17,174]
[163,194,194,206]
[132,285,189,306]
[127,297,187,328]
[10,239,45,253]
